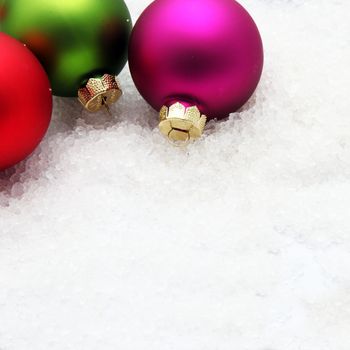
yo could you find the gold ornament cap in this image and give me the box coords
[159,102,207,143]
[78,74,122,113]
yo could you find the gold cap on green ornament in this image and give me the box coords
[78,74,122,113]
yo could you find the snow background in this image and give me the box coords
[1,0,350,349]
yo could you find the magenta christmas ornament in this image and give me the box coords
[129,0,264,142]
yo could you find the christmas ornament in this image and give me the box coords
[0,0,132,112]
[0,33,52,171]
[129,0,264,142]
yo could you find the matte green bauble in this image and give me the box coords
[0,0,132,100]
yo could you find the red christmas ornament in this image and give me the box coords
[0,33,52,171]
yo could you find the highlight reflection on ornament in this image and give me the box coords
[0,0,132,112]
[129,0,264,142]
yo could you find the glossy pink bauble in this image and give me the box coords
[129,0,264,120]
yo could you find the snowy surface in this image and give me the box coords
[1,0,350,349]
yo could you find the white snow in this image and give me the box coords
[1,0,350,349]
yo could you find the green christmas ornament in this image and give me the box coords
[0,0,132,111]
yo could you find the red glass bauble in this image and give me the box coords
[0,33,52,170]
